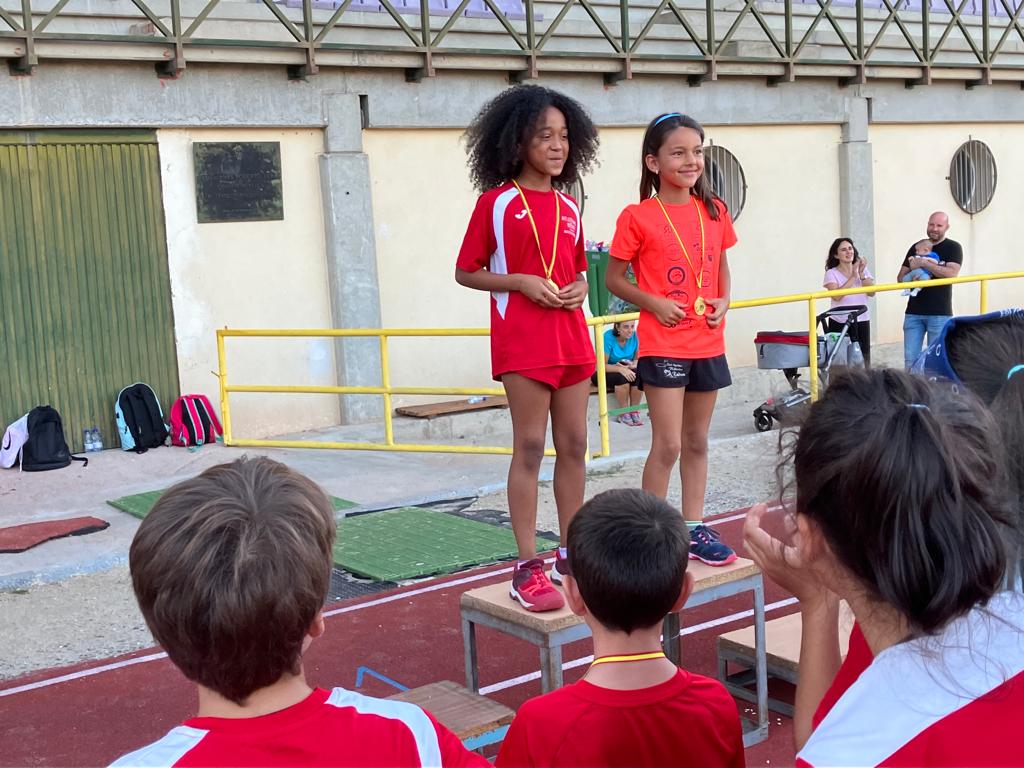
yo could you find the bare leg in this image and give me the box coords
[642,385,684,499]
[613,383,630,411]
[679,389,718,523]
[502,374,553,559]
[630,387,643,406]
[549,377,590,545]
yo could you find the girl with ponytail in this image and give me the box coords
[606,113,738,566]
[744,367,1023,767]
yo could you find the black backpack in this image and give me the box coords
[22,406,88,472]
[115,382,168,453]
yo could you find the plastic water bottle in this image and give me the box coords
[467,396,486,404]
[83,429,94,452]
[91,428,104,452]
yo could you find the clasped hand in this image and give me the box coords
[518,275,587,310]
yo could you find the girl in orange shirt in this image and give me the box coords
[606,113,738,565]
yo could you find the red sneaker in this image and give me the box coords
[510,559,565,612]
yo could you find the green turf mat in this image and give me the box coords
[334,508,555,581]
[107,490,357,520]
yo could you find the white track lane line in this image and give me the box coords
[0,563,528,698]
[0,652,168,699]
[479,597,798,695]
[2,508,783,699]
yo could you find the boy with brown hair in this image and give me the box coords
[112,457,486,768]
[496,489,744,767]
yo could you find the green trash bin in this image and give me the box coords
[586,250,610,317]
[587,250,638,317]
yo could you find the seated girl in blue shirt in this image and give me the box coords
[591,320,645,425]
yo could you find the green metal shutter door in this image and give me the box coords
[0,131,179,454]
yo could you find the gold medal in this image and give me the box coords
[656,196,712,319]
[547,278,559,292]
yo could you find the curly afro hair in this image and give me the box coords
[464,85,599,192]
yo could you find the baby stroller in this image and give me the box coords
[751,305,868,432]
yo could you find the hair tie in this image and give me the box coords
[653,112,683,127]
[907,403,930,411]
[1008,364,1024,381]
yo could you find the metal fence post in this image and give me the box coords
[807,298,819,401]
[217,330,233,446]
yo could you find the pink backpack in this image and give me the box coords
[169,394,223,447]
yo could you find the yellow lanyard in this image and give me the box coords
[655,195,708,315]
[512,180,560,290]
[590,651,666,667]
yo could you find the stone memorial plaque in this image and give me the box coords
[194,141,283,223]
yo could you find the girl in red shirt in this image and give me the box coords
[743,364,1023,767]
[455,86,599,612]
[606,113,738,565]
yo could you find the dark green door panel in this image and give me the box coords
[0,131,179,454]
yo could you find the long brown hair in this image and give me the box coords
[825,237,862,270]
[638,113,722,221]
[785,368,1012,636]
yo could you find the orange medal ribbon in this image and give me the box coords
[512,180,560,292]
[655,195,707,316]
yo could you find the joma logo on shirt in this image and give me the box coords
[562,215,577,238]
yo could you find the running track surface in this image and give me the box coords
[0,511,801,767]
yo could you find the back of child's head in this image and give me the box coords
[129,456,336,704]
[790,368,1014,636]
[464,85,598,193]
[567,489,688,634]
[638,112,722,220]
[945,312,1024,505]
[915,239,934,254]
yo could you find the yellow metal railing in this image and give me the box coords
[217,271,1024,459]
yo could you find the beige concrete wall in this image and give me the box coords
[365,123,842,396]
[158,128,339,439]
[872,124,1024,345]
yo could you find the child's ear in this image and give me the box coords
[564,575,587,617]
[644,154,660,175]
[301,612,325,654]
[671,571,694,614]
[308,611,326,639]
[795,513,831,566]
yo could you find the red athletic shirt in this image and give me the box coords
[495,669,745,768]
[798,592,1024,767]
[109,687,489,767]
[457,183,595,380]
[610,196,737,360]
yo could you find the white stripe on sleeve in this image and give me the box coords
[108,726,207,768]
[327,688,443,768]
[798,591,1024,767]
[489,187,518,320]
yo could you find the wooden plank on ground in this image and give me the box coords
[388,681,514,740]
[395,397,508,419]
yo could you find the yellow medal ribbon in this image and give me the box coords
[655,195,707,316]
[590,651,667,667]
[512,179,560,292]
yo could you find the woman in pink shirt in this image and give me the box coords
[822,238,874,366]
